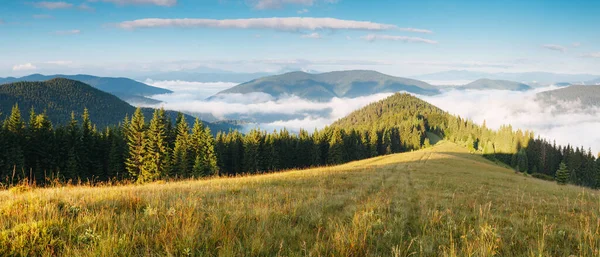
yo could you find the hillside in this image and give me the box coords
[212,70,440,101]
[0,74,172,101]
[0,78,235,131]
[2,141,598,256]
[460,78,532,91]
[536,85,600,108]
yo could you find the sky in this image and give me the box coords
[1,0,600,77]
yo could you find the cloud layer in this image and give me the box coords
[117,17,398,31]
[12,63,37,71]
[421,87,600,153]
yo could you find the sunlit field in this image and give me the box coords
[2,141,599,256]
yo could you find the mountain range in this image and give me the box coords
[212,70,441,101]
[0,74,171,103]
[0,78,238,132]
[536,84,600,109]
[414,70,598,85]
[459,79,532,91]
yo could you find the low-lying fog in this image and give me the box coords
[140,80,600,154]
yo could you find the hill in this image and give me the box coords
[0,74,172,101]
[460,78,532,91]
[414,70,598,85]
[0,78,235,131]
[212,70,440,101]
[2,141,599,256]
[536,84,600,108]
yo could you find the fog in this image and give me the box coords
[421,87,600,154]
[141,80,600,153]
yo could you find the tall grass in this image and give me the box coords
[1,141,599,256]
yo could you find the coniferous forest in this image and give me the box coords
[0,93,598,189]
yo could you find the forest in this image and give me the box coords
[0,93,598,189]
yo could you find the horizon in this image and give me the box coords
[1,0,599,77]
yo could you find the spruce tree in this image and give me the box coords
[125,108,148,183]
[556,162,569,185]
[172,113,191,177]
[328,128,345,165]
[144,109,168,181]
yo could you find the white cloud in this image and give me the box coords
[33,1,73,9]
[117,17,398,32]
[53,29,81,35]
[89,0,176,6]
[143,79,238,99]
[249,0,336,10]
[421,87,600,153]
[542,44,566,52]
[361,34,438,44]
[12,63,37,71]
[399,28,433,34]
[297,8,309,14]
[301,32,321,39]
[581,52,600,58]
[572,42,581,47]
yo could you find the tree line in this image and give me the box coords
[0,93,598,189]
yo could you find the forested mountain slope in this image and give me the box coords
[0,74,171,102]
[212,70,440,101]
[0,78,235,131]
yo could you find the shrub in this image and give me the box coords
[531,173,554,181]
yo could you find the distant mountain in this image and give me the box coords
[414,70,598,85]
[212,70,440,101]
[460,79,532,91]
[0,78,238,132]
[0,74,172,100]
[138,72,271,83]
[536,85,600,109]
[586,78,600,85]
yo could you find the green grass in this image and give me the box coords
[1,141,600,256]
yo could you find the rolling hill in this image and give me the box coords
[460,78,532,91]
[212,70,440,101]
[0,74,172,102]
[536,84,600,108]
[2,140,598,256]
[0,78,236,132]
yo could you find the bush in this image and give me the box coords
[531,173,554,181]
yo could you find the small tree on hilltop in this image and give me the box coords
[556,161,569,185]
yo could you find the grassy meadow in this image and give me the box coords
[2,141,600,256]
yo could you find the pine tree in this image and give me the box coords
[516,148,529,173]
[144,109,168,181]
[328,128,345,165]
[172,113,190,177]
[125,108,148,183]
[556,161,569,185]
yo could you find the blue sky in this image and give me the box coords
[1,0,599,77]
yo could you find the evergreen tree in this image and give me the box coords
[144,109,168,181]
[328,128,345,165]
[556,162,569,185]
[172,113,191,177]
[125,108,148,183]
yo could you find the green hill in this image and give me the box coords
[2,141,599,256]
[0,78,236,132]
[212,70,440,101]
[460,78,532,91]
[0,74,171,101]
